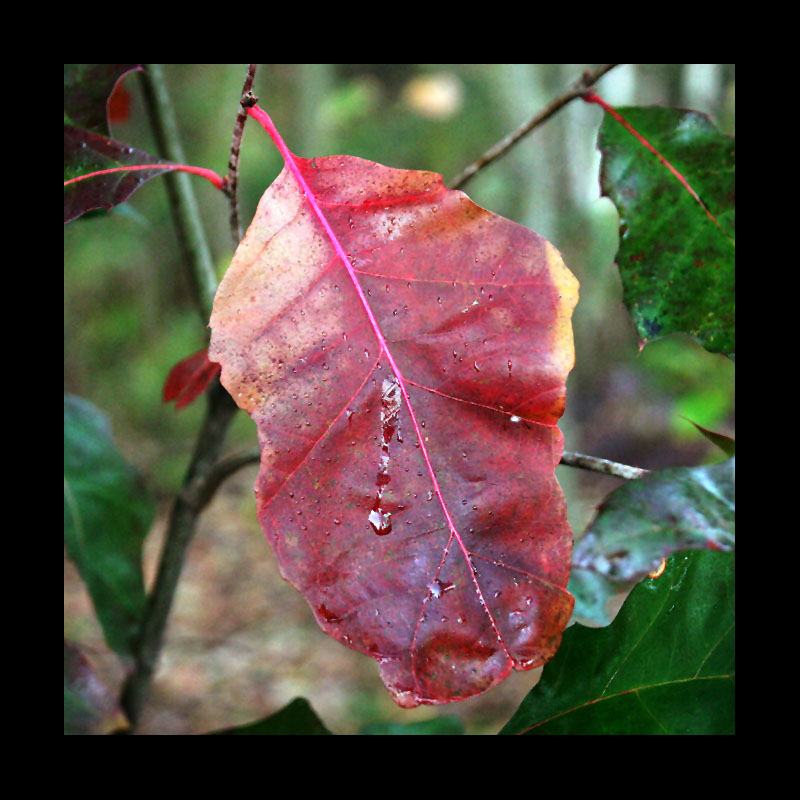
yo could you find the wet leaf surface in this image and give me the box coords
[210,112,579,706]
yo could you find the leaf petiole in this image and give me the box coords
[63,163,224,190]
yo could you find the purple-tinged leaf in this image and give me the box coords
[64,125,170,223]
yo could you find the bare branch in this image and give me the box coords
[222,64,258,245]
[559,450,649,481]
[448,64,620,190]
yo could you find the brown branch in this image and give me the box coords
[121,380,238,729]
[448,64,620,190]
[222,64,258,245]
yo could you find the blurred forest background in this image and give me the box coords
[64,64,735,734]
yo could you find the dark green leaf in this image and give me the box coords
[64,394,153,660]
[207,698,333,735]
[599,106,735,355]
[501,550,734,734]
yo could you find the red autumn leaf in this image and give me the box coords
[163,348,221,410]
[209,107,579,707]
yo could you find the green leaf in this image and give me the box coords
[207,698,333,735]
[501,549,734,734]
[64,394,153,660]
[573,457,734,587]
[360,716,465,735]
[599,106,735,355]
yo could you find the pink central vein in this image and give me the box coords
[248,105,510,655]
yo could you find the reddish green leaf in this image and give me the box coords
[598,106,735,355]
[107,81,133,125]
[210,108,579,707]
[574,457,734,584]
[500,549,735,735]
[163,347,221,410]
[64,125,170,223]
[569,456,735,626]
[64,64,141,135]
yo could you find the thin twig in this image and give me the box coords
[182,445,648,509]
[223,64,258,245]
[187,447,261,510]
[559,451,649,481]
[448,64,619,190]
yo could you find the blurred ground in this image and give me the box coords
[65,462,554,734]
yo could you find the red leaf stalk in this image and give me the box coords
[64,163,224,190]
